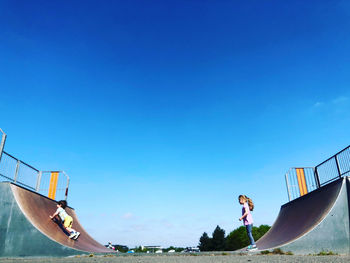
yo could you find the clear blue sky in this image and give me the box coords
[1,0,350,247]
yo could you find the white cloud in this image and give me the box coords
[122,212,134,220]
[332,96,349,104]
[312,95,349,109]
[313,102,324,108]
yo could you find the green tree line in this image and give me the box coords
[199,225,270,251]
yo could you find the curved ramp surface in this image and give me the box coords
[0,182,112,257]
[254,176,350,254]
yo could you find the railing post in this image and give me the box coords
[314,167,321,188]
[285,170,292,202]
[36,171,42,192]
[0,128,7,164]
[62,171,70,201]
[14,160,20,183]
[335,156,342,178]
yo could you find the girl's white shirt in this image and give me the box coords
[56,207,68,221]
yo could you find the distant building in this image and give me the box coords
[142,246,162,253]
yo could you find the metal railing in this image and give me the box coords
[0,130,69,201]
[285,167,318,201]
[38,171,70,200]
[315,145,350,186]
[285,145,350,201]
[0,128,6,164]
[0,151,39,191]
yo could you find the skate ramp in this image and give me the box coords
[254,176,350,254]
[0,182,112,257]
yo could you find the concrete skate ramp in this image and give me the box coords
[255,176,350,254]
[0,182,112,257]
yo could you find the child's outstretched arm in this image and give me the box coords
[49,210,59,219]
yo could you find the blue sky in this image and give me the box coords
[1,0,350,247]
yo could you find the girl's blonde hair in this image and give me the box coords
[239,195,254,211]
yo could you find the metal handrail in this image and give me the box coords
[315,145,350,168]
[315,145,350,186]
[0,128,6,164]
[3,151,40,172]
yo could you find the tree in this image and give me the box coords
[225,225,271,251]
[212,225,226,251]
[174,247,184,252]
[198,232,212,251]
[254,224,271,240]
[113,245,129,253]
[133,246,145,253]
[226,226,248,250]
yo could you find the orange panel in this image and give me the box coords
[48,172,59,200]
[296,168,308,196]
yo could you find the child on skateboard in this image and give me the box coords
[49,200,80,240]
[238,195,257,251]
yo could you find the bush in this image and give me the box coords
[317,251,336,256]
[259,248,293,255]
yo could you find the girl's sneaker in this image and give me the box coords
[246,245,257,251]
[73,232,80,240]
[69,232,76,239]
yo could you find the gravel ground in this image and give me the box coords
[0,254,349,263]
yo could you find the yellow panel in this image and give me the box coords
[48,172,59,200]
[296,168,308,196]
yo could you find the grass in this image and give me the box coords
[260,248,293,255]
[316,251,337,256]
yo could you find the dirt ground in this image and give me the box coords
[0,253,349,263]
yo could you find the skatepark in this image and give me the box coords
[1,128,350,257]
